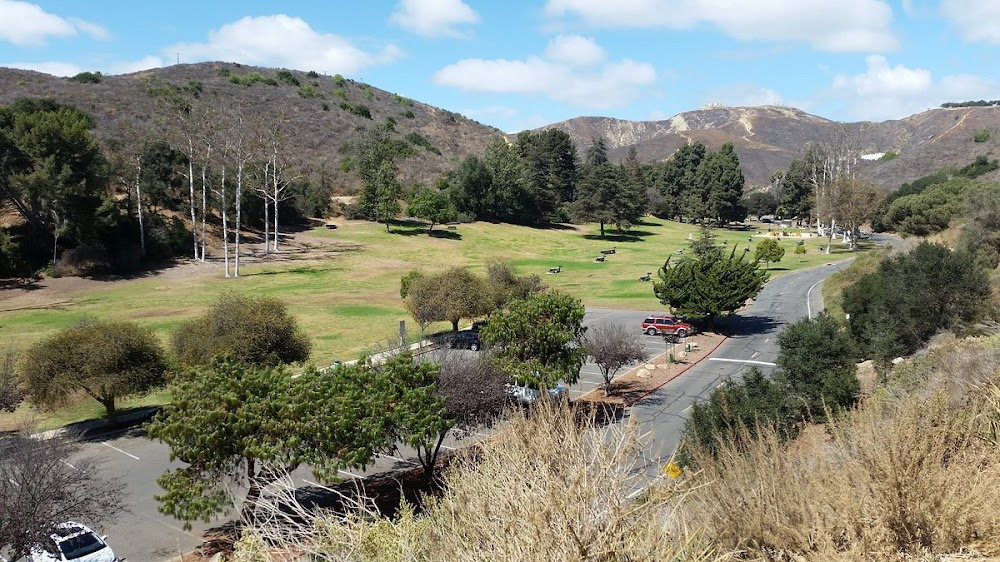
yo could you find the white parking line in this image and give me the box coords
[708,358,777,367]
[60,460,77,470]
[440,444,455,450]
[337,469,362,479]
[101,441,140,460]
[380,453,417,466]
[303,479,336,492]
[682,405,693,413]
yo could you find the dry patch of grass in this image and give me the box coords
[666,335,1000,560]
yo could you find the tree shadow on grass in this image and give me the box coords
[391,227,462,240]
[581,230,656,242]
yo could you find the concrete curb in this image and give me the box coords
[34,406,160,441]
[626,334,729,407]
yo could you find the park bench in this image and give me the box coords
[446,225,458,230]
[548,266,562,274]
[595,255,606,262]
[638,272,652,282]
[600,247,616,255]
[325,223,338,230]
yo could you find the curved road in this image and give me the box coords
[620,258,852,486]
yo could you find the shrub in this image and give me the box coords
[879,149,899,161]
[68,71,102,84]
[172,292,311,367]
[306,70,320,78]
[298,84,324,99]
[350,104,372,119]
[276,69,299,86]
[332,73,347,86]
[974,128,991,143]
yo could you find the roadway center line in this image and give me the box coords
[303,478,336,493]
[806,279,823,319]
[101,441,140,460]
[708,358,777,367]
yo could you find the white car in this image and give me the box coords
[507,382,567,404]
[31,522,119,562]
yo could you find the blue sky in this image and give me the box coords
[1,0,997,132]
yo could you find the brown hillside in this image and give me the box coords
[544,105,1000,189]
[3,63,997,193]
[0,63,503,191]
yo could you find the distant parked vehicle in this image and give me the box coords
[641,314,693,337]
[448,330,482,351]
[30,521,119,562]
[507,382,567,405]
[470,320,489,332]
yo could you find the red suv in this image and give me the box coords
[641,314,692,337]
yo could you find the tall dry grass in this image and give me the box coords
[234,401,722,562]
[669,335,1000,561]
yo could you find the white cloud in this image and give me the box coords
[3,60,82,76]
[703,83,785,107]
[828,55,997,120]
[544,0,898,52]
[67,17,110,41]
[168,15,403,75]
[941,0,1000,44]
[0,0,107,46]
[390,0,479,38]
[544,34,604,66]
[434,36,655,109]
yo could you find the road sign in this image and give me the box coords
[663,462,681,479]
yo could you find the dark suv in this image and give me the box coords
[448,330,482,351]
[641,314,692,337]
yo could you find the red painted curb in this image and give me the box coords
[625,334,729,407]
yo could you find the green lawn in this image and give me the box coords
[0,217,866,430]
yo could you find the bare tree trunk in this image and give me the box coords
[200,145,211,262]
[221,166,230,278]
[187,139,198,260]
[262,160,270,255]
[235,157,242,278]
[272,152,281,251]
[135,156,145,257]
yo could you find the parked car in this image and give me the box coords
[641,314,693,337]
[31,522,119,562]
[448,330,482,351]
[507,382,567,405]
[470,320,489,332]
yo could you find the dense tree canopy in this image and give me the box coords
[172,291,311,367]
[653,242,767,327]
[844,243,990,372]
[20,319,170,424]
[776,313,860,421]
[0,99,109,244]
[482,291,586,388]
[403,267,490,333]
[148,358,406,526]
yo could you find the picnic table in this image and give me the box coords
[600,247,616,255]
[548,266,562,274]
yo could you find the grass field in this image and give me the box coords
[1,217,864,365]
[0,217,866,430]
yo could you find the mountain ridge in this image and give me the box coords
[1,62,997,191]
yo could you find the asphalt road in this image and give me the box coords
[60,257,854,560]
[624,258,853,491]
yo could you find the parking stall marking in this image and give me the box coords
[101,441,140,460]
